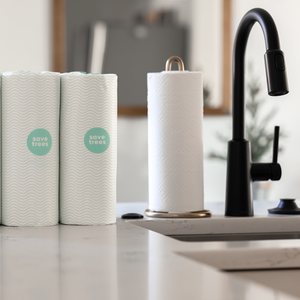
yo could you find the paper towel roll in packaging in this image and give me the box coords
[60,72,117,225]
[148,71,204,212]
[2,71,60,226]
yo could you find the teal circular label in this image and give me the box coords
[84,127,110,153]
[27,129,52,156]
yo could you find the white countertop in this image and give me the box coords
[1,201,300,300]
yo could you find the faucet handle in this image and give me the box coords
[272,126,280,163]
[251,125,281,182]
[269,125,281,181]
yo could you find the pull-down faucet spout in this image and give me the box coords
[225,8,288,217]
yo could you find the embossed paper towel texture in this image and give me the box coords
[148,71,204,212]
[60,73,117,225]
[2,71,60,226]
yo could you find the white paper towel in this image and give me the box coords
[2,71,60,226]
[148,71,204,212]
[60,72,117,225]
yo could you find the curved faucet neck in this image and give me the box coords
[232,8,280,140]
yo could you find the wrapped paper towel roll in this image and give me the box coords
[2,71,60,226]
[148,70,204,213]
[60,72,117,225]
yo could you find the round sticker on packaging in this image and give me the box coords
[84,127,110,153]
[27,128,52,156]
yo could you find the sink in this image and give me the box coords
[122,201,300,243]
[176,246,300,299]
[228,269,300,299]
[129,213,300,242]
[124,202,300,298]
[168,232,300,242]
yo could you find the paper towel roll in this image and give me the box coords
[148,71,204,212]
[60,72,117,225]
[2,71,60,226]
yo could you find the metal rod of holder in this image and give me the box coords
[165,56,185,71]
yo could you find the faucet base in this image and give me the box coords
[225,139,253,217]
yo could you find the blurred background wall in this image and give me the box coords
[0,0,299,204]
[0,0,51,72]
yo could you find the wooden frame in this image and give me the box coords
[204,0,231,115]
[52,0,65,73]
[52,0,231,116]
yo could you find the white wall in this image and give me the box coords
[189,0,223,107]
[0,0,51,72]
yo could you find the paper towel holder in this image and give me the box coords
[145,56,211,219]
[165,56,185,71]
[144,209,211,218]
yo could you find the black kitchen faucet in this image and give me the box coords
[225,8,289,217]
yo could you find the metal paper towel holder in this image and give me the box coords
[144,209,211,218]
[145,56,211,219]
[165,56,185,71]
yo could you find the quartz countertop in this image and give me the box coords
[1,201,300,300]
